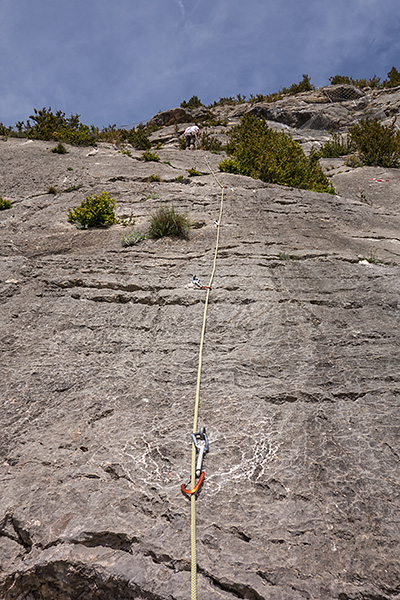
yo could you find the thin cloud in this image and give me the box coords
[176,0,185,18]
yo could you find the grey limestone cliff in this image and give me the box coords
[1,88,400,599]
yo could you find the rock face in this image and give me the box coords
[167,84,400,133]
[1,100,400,600]
[147,106,211,127]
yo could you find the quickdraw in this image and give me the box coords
[191,275,212,291]
[181,427,209,497]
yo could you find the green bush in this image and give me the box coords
[319,133,354,158]
[51,142,67,154]
[329,74,381,88]
[209,96,237,107]
[147,206,191,239]
[21,107,98,146]
[140,192,159,201]
[384,66,400,88]
[329,75,352,86]
[0,122,11,136]
[202,116,229,127]
[219,114,335,194]
[283,74,314,95]
[125,126,151,150]
[147,174,162,182]
[142,150,160,162]
[180,95,204,109]
[67,192,117,228]
[0,196,12,210]
[188,167,203,177]
[328,67,399,89]
[348,117,400,167]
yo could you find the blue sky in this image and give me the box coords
[1,0,399,129]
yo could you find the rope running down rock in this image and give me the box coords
[187,151,226,600]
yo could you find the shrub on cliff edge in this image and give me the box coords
[348,117,400,167]
[219,114,335,194]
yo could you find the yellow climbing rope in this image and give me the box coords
[188,152,225,600]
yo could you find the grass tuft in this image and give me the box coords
[147,206,191,239]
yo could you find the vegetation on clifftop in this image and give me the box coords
[219,114,335,194]
[9,107,152,149]
[329,66,400,90]
[318,118,400,168]
[348,117,400,168]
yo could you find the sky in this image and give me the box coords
[1,0,399,129]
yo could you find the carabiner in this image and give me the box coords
[181,471,205,496]
[191,427,209,477]
[181,426,209,495]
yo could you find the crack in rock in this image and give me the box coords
[199,568,266,600]
[0,512,33,553]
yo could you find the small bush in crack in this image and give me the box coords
[67,191,117,228]
[63,184,83,193]
[51,142,68,154]
[361,249,385,265]
[141,150,160,162]
[121,231,146,247]
[118,147,132,157]
[147,206,191,239]
[0,196,12,210]
[188,167,203,177]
